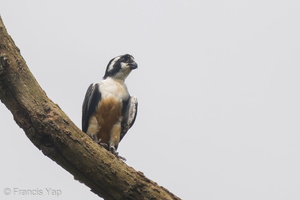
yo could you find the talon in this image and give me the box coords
[109,147,126,161]
[90,135,97,141]
[117,155,127,161]
[110,146,117,154]
[99,143,109,150]
[90,135,101,144]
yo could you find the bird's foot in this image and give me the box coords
[91,136,109,150]
[110,146,126,161]
[90,136,126,161]
[99,143,109,150]
[90,135,108,150]
[90,135,102,144]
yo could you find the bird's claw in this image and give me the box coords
[90,136,126,161]
[99,143,109,149]
[91,136,109,149]
[110,146,126,161]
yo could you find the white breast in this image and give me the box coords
[99,77,129,101]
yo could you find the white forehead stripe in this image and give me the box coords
[107,56,121,72]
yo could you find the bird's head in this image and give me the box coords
[103,54,138,80]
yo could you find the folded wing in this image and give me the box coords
[120,96,138,141]
[82,83,101,133]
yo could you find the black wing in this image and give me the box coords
[120,96,138,141]
[82,83,101,133]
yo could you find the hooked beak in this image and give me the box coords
[128,61,138,69]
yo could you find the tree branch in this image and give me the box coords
[0,16,181,200]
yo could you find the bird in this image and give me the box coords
[82,54,138,158]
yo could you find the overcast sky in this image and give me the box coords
[1,1,300,200]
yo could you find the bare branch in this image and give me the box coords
[0,16,181,200]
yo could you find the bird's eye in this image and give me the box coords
[120,55,131,63]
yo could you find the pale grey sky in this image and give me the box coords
[1,1,300,200]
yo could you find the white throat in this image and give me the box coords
[99,77,129,100]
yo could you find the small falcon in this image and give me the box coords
[82,54,138,157]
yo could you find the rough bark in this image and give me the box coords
[0,16,181,200]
